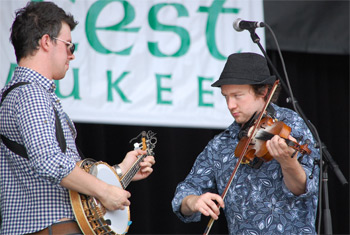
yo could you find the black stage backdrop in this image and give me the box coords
[74,1,350,233]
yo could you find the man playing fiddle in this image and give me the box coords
[172,52,320,234]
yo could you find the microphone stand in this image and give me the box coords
[247,28,348,235]
[322,164,333,235]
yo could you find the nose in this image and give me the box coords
[68,53,75,61]
[226,97,237,110]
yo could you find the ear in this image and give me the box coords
[261,85,269,99]
[39,34,52,52]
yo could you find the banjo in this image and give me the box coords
[69,131,157,235]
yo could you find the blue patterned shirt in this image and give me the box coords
[172,104,320,235]
[0,67,81,234]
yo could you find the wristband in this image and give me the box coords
[113,165,123,177]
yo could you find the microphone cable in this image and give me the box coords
[263,22,324,235]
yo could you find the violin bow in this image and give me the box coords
[203,80,280,235]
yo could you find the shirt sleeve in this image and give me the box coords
[172,140,217,223]
[281,114,320,198]
[15,84,76,185]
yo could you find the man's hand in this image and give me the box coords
[97,184,131,211]
[266,135,298,165]
[118,149,155,181]
[181,193,225,220]
[266,135,307,195]
[61,166,132,211]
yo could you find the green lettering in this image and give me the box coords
[86,0,140,55]
[198,1,240,60]
[148,3,190,57]
[5,63,17,84]
[156,74,172,104]
[107,71,131,103]
[55,68,81,100]
[198,76,214,107]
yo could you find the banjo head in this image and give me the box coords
[70,159,131,235]
[94,162,131,234]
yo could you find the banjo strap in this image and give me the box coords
[0,82,66,158]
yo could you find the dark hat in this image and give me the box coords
[211,52,276,87]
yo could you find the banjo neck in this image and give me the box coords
[119,130,157,189]
[69,131,157,235]
[120,154,147,189]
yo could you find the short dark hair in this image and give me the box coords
[10,1,78,62]
[251,84,280,103]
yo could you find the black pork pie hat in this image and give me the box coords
[211,52,276,87]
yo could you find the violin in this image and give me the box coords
[235,115,311,164]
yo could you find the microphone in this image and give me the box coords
[233,18,265,32]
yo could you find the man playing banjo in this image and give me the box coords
[0,2,155,234]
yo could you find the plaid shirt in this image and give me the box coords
[0,67,81,234]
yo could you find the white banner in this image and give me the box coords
[0,0,265,129]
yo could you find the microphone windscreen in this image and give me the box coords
[233,18,243,32]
